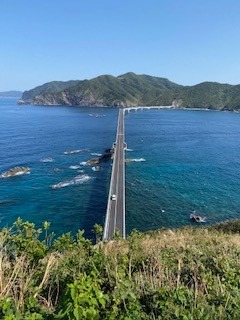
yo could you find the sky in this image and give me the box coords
[1,0,240,91]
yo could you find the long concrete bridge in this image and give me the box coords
[125,105,172,112]
[103,108,126,240]
[103,106,171,240]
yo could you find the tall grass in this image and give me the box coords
[1,220,240,319]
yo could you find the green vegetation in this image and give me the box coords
[20,73,181,107]
[153,82,240,110]
[20,73,240,110]
[22,81,80,102]
[1,218,240,319]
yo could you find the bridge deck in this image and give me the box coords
[103,108,125,240]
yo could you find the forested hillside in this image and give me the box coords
[20,73,240,110]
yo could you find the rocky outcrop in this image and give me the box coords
[0,167,30,178]
[30,93,130,107]
[17,99,25,105]
[86,149,114,166]
[86,158,100,166]
[92,166,101,171]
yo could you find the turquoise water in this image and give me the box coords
[1,99,240,238]
[125,109,240,233]
[0,99,117,238]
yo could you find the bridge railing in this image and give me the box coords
[102,110,121,240]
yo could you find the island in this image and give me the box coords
[18,72,240,111]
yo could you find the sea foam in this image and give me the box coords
[40,157,54,163]
[91,153,102,156]
[51,174,91,189]
[131,158,146,162]
[64,149,89,155]
[69,165,81,169]
[63,149,82,155]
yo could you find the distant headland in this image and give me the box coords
[18,72,240,111]
[0,91,22,98]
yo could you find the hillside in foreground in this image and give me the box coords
[1,218,240,319]
[19,73,240,110]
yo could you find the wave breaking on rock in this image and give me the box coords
[51,174,92,189]
[40,157,54,163]
[63,149,89,155]
[0,167,30,178]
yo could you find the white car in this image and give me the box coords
[111,194,117,201]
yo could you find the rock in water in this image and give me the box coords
[86,158,100,165]
[0,166,30,178]
[92,166,101,171]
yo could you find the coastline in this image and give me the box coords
[16,99,240,114]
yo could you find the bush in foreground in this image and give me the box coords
[0,218,240,319]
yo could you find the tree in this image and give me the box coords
[93,224,103,244]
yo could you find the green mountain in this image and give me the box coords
[20,73,181,107]
[20,73,240,110]
[153,82,240,111]
[0,90,22,98]
[21,80,80,101]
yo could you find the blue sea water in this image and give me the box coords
[125,108,240,232]
[0,99,117,238]
[1,99,240,238]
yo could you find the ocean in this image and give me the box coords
[1,99,240,239]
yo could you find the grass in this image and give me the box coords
[1,219,240,319]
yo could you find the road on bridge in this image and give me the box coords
[103,108,125,240]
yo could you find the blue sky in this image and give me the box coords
[1,0,240,91]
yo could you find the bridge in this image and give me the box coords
[103,108,126,240]
[103,105,171,240]
[125,105,172,112]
